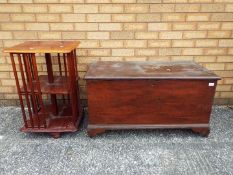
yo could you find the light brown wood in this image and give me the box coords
[4,41,80,53]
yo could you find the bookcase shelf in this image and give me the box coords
[20,75,70,94]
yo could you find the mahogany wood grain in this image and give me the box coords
[191,128,210,137]
[31,53,47,127]
[21,75,69,94]
[57,53,66,103]
[6,41,82,138]
[63,53,68,77]
[85,61,220,137]
[18,54,34,127]
[87,79,216,124]
[10,53,28,128]
[45,53,57,115]
[87,128,106,138]
[25,53,41,128]
[50,132,61,139]
[85,61,220,80]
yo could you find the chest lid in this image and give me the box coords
[85,61,220,80]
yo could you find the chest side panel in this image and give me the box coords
[87,79,217,125]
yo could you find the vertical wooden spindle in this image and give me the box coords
[10,53,28,128]
[31,53,47,128]
[73,49,81,114]
[23,54,36,113]
[67,51,78,123]
[45,53,58,115]
[29,54,34,79]
[73,49,77,78]
[58,53,65,103]
[25,54,40,128]
[18,54,34,128]
[22,54,29,82]
[58,53,62,76]
[45,53,54,82]
[29,54,40,112]
[63,53,69,104]
[63,53,67,77]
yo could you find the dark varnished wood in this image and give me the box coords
[10,53,28,128]
[85,61,220,80]
[85,61,220,137]
[87,79,217,125]
[18,54,33,127]
[87,128,106,138]
[21,75,70,94]
[45,53,58,115]
[88,124,209,129]
[7,41,82,138]
[31,53,47,127]
[50,132,61,139]
[191,128,210,137]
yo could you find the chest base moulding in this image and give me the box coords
[85,61,220,137]
[4,41,83,138]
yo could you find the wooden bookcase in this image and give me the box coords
[4,41,83,138]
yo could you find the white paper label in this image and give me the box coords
[209,83,215,86]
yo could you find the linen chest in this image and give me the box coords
[85,61,220,137]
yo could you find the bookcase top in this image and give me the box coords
[4,41,80,53]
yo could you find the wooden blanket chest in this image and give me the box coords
[85,61,220,137]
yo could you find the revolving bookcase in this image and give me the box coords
[4,41,83,138]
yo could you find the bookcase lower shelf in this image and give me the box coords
[20,104,83,138]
